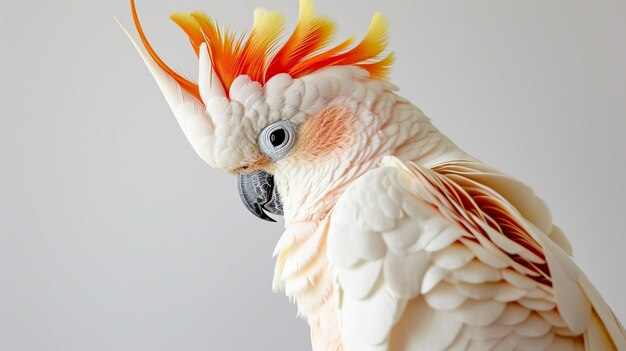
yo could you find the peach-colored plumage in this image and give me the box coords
[427,162,552,287]
[123,0,626,349]
[294,102,357,162]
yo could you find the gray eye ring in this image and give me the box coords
[258,120,298,160]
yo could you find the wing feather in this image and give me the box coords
[327,156,625,350]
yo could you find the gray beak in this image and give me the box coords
[237,170,283,222]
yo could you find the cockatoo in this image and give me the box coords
[122,0,626,349]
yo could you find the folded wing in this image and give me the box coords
[327,156,625,350]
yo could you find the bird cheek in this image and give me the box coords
[293,104,356,163]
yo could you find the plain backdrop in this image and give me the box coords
[1,0,625,350]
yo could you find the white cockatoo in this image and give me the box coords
[122,0,626,349]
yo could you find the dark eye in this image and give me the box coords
[270,128,286,147]
[258,120,298,160]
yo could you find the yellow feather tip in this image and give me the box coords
[131,0,394,97]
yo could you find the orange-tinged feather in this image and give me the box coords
[130,0,200,101]
[290,37,355,77]
[130,0,393,98]
[335,12,389,65]
[429,162,553,287]
[266,0,336,79]
[170,12,203,56]
[357,52,395,80]
[244,8,285,82]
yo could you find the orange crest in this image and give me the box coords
[131,0,394,101]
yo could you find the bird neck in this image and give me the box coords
[275,92,469,225]
[271,93,471,349]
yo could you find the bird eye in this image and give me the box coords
[258,120,297,160]
[270,128,286,147]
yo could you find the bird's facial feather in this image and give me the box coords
[209,68,368,173]
[127,0,396,222]
[129,0,393,174]
[292,99,358,164]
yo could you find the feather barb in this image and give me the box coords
[130,0,393,98]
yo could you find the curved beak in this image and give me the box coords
[237,170,283,222]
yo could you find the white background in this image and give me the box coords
[1,0,625,349]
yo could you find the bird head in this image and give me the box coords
[126,0,396,223]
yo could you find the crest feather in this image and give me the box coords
[130,0,393,100]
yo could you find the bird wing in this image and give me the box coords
[327,156,626,350]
